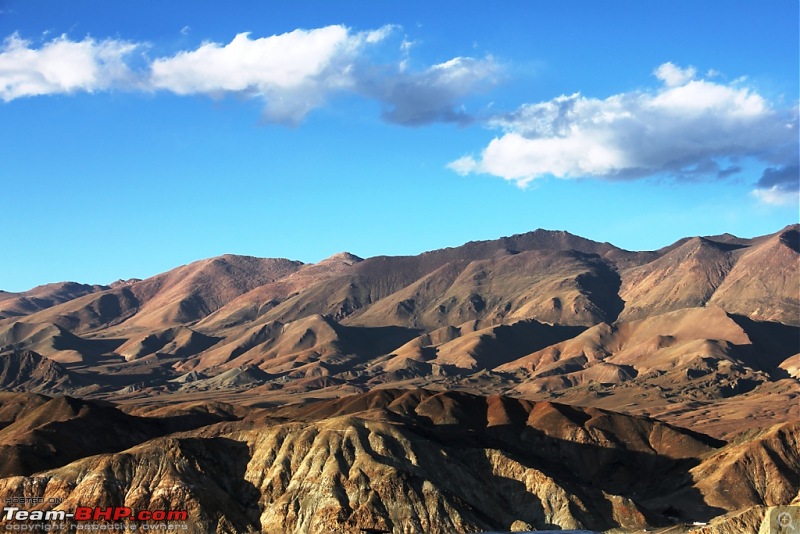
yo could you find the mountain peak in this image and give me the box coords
[319,252,363,265]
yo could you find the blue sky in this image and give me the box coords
[1,1,798,292]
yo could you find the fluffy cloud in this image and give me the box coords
[362,56,500,126]
[149,25,382,124]
[653,62,696,87]
[148,26,498,125]
[0,26,498,127]
[450,64,798,188]
[0,33,138,101]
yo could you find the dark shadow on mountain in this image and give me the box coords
[779,228,800,253]
[574,254,625,323]
[402,417,725,529]
[701,239,750,252]
[169,437,262,532]
[331,320,422,358]
[728,315,800,371]
[0,395,243,478]
[469,321,588,371]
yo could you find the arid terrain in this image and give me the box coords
[0,226,797,533]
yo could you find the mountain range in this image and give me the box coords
[0,225,797,533]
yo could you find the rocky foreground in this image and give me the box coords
[0,390,797,533]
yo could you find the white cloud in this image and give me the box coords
[149,26,373,124]
[150,27,356,94]
[0,33,138,101]
[145,24,498,126]
[452,63,797,187]
[0,26,500,127]
[751,185,799,206]
[447,155,478,175]
[653,62,696,87]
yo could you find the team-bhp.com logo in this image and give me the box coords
[3,506,188,531]
[73,508,187,522]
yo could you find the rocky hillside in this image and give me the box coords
[0,391,796,533]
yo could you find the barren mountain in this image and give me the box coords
[349,250,624,329]
[0,350,89,394]
[197,252,363,332]
[0,225,797,533]
[4,255,303,335]
[0,321,120,363]
[689,420,800,511]
[0,282,109,320]
[115,326,220,361]
[618,237,739,321]
[709,226,800,325]
[380,319,586,373]
[178,313,418,376]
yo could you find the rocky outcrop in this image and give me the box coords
[0,390,746,533]
[0,350,87,393]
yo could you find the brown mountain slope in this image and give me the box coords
[613,225,799,325]
[497,306,792,433]
[197,252,363,332]
[659,420,800,512]
[121,255,303,329]
[8,255,303,335]
[619,237,739,321]
[0,391,51,431]
[709,225,800,325]
[202,248,624,387]
[421,227,653,269]
[779,353,800,379]
[245,229,643,329]
[183,314,344,372]
[0,321,120,363]
[0,393,240,478]
[349,250,624,330]
[0,282,109,320]
[0,285,141,334]
[375,319,586,372]
[0,395,164,477]
[115,326,220,361]
[178,314,418,376]
[498,305,751,375]
[0,350,89,394]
